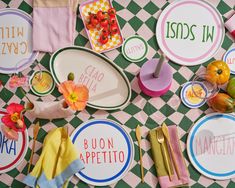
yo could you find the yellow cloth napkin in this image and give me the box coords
[23,127,84,188]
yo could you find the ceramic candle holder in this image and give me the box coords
[138,58,172,97]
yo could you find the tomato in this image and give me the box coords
[206,60,230,85]
[208,93,235,113]
[88,13,95,20]
[227,77,235,98]
[102,27,110,36]
[100,19,109,27]
[97,10,105,21]
[90,15,99,26]
[110,24,118,35]
[108,8,116,17]
[99,34,109,44]
[86,23,94,30]
[109,16,116,25]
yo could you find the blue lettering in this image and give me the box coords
[0,131,17,155]
[9,140,16,155]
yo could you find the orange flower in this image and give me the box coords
[58,81,89,111]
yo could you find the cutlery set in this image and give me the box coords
[136,123,181,182]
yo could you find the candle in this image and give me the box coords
[153,55,165,78]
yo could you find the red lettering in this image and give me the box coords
[119,151,125,162]
[80,153,85,163]
[102,151,107,163]
[84,139,88,149]
[92,138,97,149]
[108,138,114,149]
[109,151,112,163]
[91,152,96,163]
[97,152,101,164]
[100,138,105,149]
[85,152,90,164]
[113,150,117,162]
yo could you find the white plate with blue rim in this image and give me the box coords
[187,113,235,180]
[223,47,235,75]
[180,81,207,109]
[70,119,134,186]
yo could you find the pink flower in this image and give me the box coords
[9,75,27,88]
[1,103,26,132]
[1,124,18,141]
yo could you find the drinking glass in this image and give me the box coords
[192,73,220,100]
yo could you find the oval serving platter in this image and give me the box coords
[50,46,131,110]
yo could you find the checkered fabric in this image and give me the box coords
[0,0,235,188]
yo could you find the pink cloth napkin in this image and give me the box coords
[33,0,79,53]
[149,125,190,188]
[225,12,235,39]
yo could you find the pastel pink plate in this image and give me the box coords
[138,58,172,97]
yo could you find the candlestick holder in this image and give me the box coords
[138,58,172,97]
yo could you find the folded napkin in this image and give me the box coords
[149,125,189,188]
[225,13,235,39]
[33,0,79,52]
[24,127,84,188]
[26,100,75,120]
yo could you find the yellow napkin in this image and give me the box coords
[24,127,84,188]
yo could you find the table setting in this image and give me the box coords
[0,0,235,188]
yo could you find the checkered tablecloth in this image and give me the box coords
[0,0,235,187]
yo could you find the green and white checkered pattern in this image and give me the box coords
[0,0,235,187]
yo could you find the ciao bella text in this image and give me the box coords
[166,21,215,42]
[1,26,28,55]
[0,131,17,156]
[80,138,125,165]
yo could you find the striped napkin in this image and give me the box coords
[33,0,79,53]
[149,125,189,188]
[225,13,235,39]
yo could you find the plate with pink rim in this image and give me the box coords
[156,0,224,66]
[0,9,38,74]
[0,114,29,173]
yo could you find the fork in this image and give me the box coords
[157,128,172,181]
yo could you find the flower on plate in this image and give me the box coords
[58,81,89,111]
[1,103,26,132]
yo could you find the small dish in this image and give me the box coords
[79,0,123,53]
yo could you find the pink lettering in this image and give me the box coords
[84,139,88,149]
